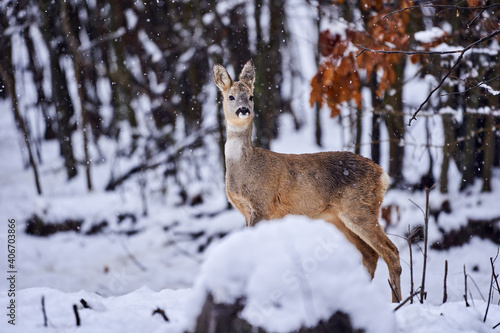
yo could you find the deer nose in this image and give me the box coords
[236,107,250,118]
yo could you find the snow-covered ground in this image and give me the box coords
[1,2,500,330]
[2,85,500,332]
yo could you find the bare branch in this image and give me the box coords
[382,3,500,20]
[355,45,463,58]
[440,75,500,96]
[485,257,494,322]
[408,29,500,125]
[355,28,500,126]
[394,289,422,312]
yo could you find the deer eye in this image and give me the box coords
[229,95,235,101]
[249,96,253,101]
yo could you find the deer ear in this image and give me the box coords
[213,64,232,92]
[238,60,255,90]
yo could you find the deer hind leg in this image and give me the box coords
[339,212,402,303]
[321,212,379,278]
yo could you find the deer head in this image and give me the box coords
[213,60,255,128]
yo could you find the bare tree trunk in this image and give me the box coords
[481,114,494,192]
[384,60,405,186]
[460,112,478,191]
[61,0,93,191]
[355,108,362,155]
[0,61,43,195]
[440,113,456,193]
[37,0,78,180]
[253,0,286,149]
[370,70,381,165]
[314,2,323,148]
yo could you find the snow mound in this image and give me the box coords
[189,216,397,333]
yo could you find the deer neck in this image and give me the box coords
[225,121,253,163]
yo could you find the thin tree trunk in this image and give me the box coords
[37,0,78,180]
[384,60,405,186]
[355,107,362,155]
[314,3,322,148]
[0,62,43,195]
[460,112,478,191]
[61,0,93,191]
[440,113,456,193]
[481,114,494,192]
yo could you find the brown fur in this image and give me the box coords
[213,60,401,302]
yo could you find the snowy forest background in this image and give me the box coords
[1,0,500,332]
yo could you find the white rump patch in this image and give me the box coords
[380,172,390,192]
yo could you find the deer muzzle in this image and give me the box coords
[236,107,250,118]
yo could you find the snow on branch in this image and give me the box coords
[356,29,500,126]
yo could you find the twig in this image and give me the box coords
[491,252,500,299]
[394,289,422,312]
[80,299,91,309]
[119,235,147,272]
[73,304,81,326]
[485,257,494,322]
[464,265,470,307]
[152,307,170,322]
[420,184,435,303]
[440,74,500,96]
[494,321,500,329]
[468,275,486,301]
[443,260,448,304]
[388,279,401,303]
[382,3,500,20]
[41,296,48,327]
[355,29,500,126]
[355,44,463,57]
[408,29,500,125]
[407,225,414,304]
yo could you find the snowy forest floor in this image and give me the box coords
[1,94,500,333]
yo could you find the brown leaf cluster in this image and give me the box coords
[311,0,411,117]
[311,57,362,117]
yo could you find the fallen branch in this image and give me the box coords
[394,289,422,312]
[105,126,217,191]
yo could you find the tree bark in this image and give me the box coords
[481,114,494,192]
[61,0,93,191]
[384,60,406,187]
[0,59,42,195]
[440,113,456,193]
[37,0,78,180]
[460,112,478,191]
[370,69,381,165]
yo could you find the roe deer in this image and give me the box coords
[213,60,401,302]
